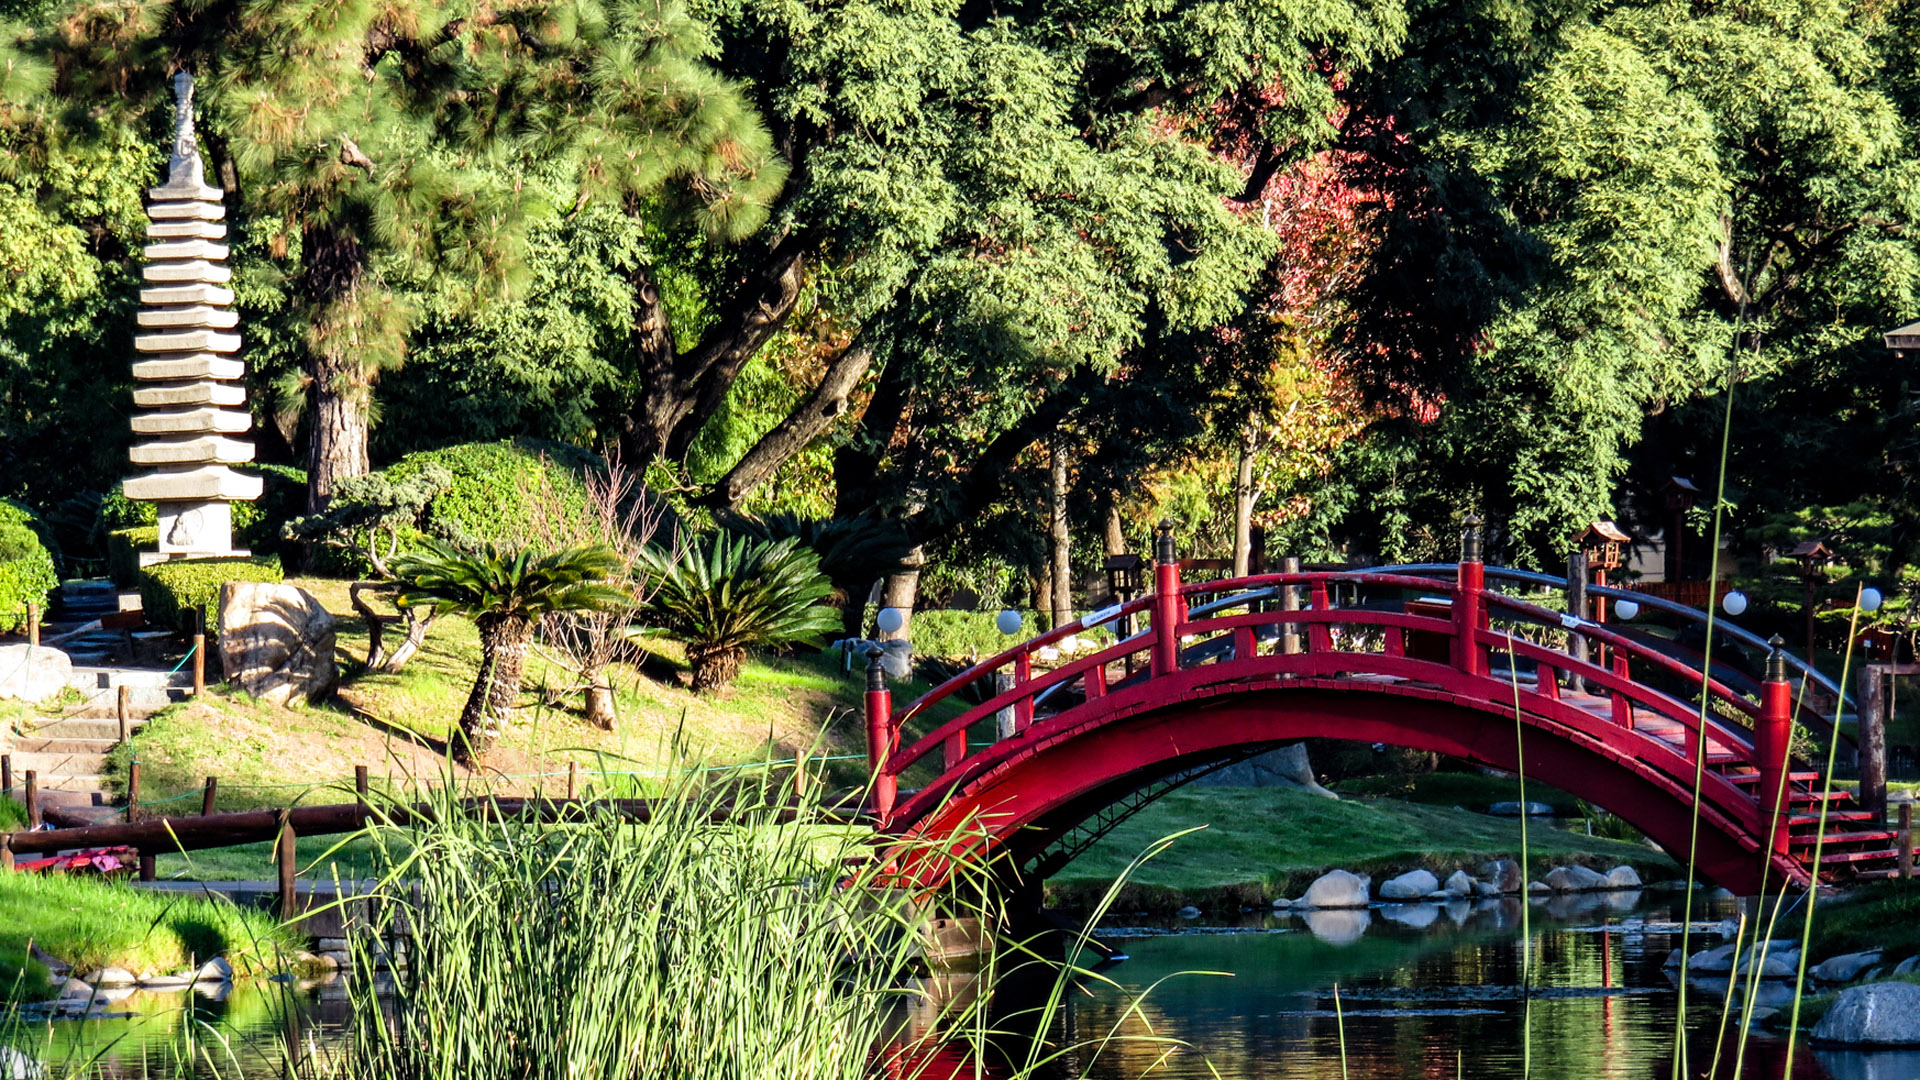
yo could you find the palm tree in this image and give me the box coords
[636,532,841,691]
[393,539,629,765]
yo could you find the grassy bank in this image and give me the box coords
[1,873,302,1001]
[1045,785,1674,913]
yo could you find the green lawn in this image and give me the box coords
[1332,770,1581,814]
[1046,785,1675,913]
[0,872,303,1001]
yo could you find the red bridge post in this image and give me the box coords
[1757,636,1794,857]
[864,648,897,824]
[1454,515,1488,677]
[1151,521,1183,677]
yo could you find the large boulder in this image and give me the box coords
[1479,859,1524,893]
[1813,951,1883,984]
[219,582,337,706]
[1442,870,1475,897]
[1380,869,1440,900]
[1544,865,1610,892]
[1295,869,1370,909]
[0,644,72,704]
[1194,743,1338,797]
[1604,865,1642,889]
[1813,982,1920,1046]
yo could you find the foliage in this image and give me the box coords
[104,526,156,589]
[384,440,602,551]
[392,538,628,762]
[636,532,840,691]
[287,465,453,579]
[720,511,915,611]
[138,556,283,635]
[0,499,56,631]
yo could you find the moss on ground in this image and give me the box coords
[1045,785,1675,913]
[0,873,302,1001]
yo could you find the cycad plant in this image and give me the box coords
[394,539,629,764]
[637,532,840,691]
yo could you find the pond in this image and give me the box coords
[13,891,1918,1079]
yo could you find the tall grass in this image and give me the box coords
[339,761,1197,1080]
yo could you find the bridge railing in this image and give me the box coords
[874,523,1798,854]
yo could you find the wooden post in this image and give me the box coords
[25,601,37,647]
[127,760,141,817]
[24,770,39,828]
[0,833,12,871]
[1858,665,1888,821]
[2,753,10,794]
[1566,551,1589,693]
[1758,640,1794,857]
[276,809,298,923]
[567,760,578,801]
[1151,522,1182,677]
[994,672,1017,740]
[117,684,132,746]
[139,853,156,881]
[1454,516,1487,677]
[1897,802,1913,880]
[191,606,206,696]
[201,776,218,816]
[354,764,370,803]
[864,648,896,824]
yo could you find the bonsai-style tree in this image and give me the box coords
[636,533,839,692]
[393,539,628,765]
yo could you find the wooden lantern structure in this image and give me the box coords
[1788,539,1834,655]
[1658,476,1700,581]
[1885,321,1920,356]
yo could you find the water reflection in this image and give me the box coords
[1066,895,1885,1080]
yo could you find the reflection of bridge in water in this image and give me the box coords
[862,521,1914,895]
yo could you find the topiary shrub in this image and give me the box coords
[0,502,58,632]
[107,526,159,588]
[138,556,283,635]
[385,438,600,549]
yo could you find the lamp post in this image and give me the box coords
[1788,539,1833,659]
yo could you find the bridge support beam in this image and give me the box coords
[1758,638,1794,857]
[865,649,897,824]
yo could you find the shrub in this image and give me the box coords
[0,502,58,633]
[385,438,600,549]
[106,526,159,588]
[138,555,283,634]
[637,533,840,691]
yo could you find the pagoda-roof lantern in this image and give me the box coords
[1788,539,1834,562]
[1575,520,1631,544]
[1885,321,1920,355]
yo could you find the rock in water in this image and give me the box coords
[1604,865,1642,889]
[1300,908,1371,945]
[1176,906,1201,919]
[1488,801,1555,816]
[81,967,136,988]
[1813,951,1883,984]
[1544,865,1610,892]
[1295,869,1370,909]
[0,644,73,704]
[219,581,337,705]
[1479,859,1524,893]
[0,1045,42,1080]
[1380,869,1441,900]
[1442,870,1475,897]
[1813,982,1920,1045]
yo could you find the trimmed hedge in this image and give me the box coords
[385,438,598,548]
[0,501,58,633]
[107,526,159,588]
[138,556,283,635]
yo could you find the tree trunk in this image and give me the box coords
[584,670,618,729]
[877,546,923,642]
[689,644,744,692]
[306,351,372,513]
[1049,433,1073,632]
[1033,567,1052,630]
[457,612,533,766]
[1232,410,1260,578]
[1104,505,1127,558]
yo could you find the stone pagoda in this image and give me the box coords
[122,71,259,564]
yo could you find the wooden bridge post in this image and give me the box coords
[864,648,897,824]
[1280,556,1302,655]
[1453,516,1487,677]
[1151,521,1182,677]
[1758,638,1794,857]
[1857,664,1889,822]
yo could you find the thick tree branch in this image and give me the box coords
[699,332,875,509]
[662,239,811,459]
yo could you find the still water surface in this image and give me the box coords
[21,891,1920,1079]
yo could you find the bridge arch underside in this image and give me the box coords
[898,685,1790,897]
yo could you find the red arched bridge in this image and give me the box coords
[860,524,1912,896]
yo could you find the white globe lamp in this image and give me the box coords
[1613,598,1640,621]
[996,609,1024,636]
[1722,590,1749,617]
[876,607,906,635]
